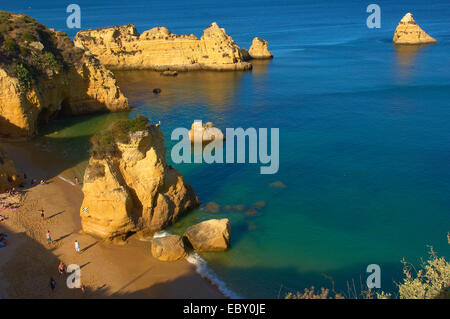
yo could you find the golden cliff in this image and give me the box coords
[0,144,22,192]
[74,22,254,71]
[80,118,199,240]
[393,13,437,45]
[0,12,129,138]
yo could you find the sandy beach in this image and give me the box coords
[0,141,224,299]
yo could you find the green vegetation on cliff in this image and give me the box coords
[0,10,83,92]
[90,115,150,159]
[286,234,450,299]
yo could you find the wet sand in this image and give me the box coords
[0,141,224,299]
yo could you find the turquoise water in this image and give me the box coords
[5,0,450,297]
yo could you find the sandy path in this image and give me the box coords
[0,141,223,299]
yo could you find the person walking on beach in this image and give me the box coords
[46,231,52,245]
[49,277,56,292]
[40,209,45,219]
[74,240,80,253]
[58,261,66,275]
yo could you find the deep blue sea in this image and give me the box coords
[3,0,450,298]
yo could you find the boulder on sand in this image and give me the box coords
[151,235,187,261]
[184,219,231,252]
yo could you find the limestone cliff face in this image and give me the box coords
[248,37,273,59]
[0,13,129,138]
[80,126,199,240]
[74,22,252,71]
[393,13,437,45]
[0,144,22,192]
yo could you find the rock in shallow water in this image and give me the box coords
[184,219,231,252]
[393,13,437,45]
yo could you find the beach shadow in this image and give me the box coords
[81,241,98,253]
[54,232,73,243]
[80,261,91,269]
[47,211,65,220]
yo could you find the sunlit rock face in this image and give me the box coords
[393,13,437,45]
[0,12,129,138]
[74,22,253,71]
[80,127,199,241]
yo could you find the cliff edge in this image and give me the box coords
[0,12,129,138]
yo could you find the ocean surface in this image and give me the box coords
[4,0,450,298]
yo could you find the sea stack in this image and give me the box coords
[80,117,199,241]
[0,12,129,138]
[188,121,225,144]
[393,13,437,45]
[248,37,273,59]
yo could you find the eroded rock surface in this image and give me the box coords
[184,218,231,252]
[393,13,437,45]
[80,126,199,240]
[74,23,252,71]
[0,12,129,138]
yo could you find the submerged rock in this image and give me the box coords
[205,201,220,214]
[269,181,286,188]
[184,218,231,252]
[80,122,199,240]
[161,70,178,76]
[393,13,437,45]
[151,235,187,261]
[0,12,129,138]
[248,37,273,59]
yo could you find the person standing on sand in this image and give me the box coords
[40,209,45,219]
[46,231,52,245]
[74,240,80,253]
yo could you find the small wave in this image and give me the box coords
[186,252,242,299]
[152,230,170,238]
[57,175,75,186]
[145,231,241,298]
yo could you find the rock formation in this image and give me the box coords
[74,23,253,71]
[188,121,224,143]
[184,218,231,252]
[151,235,187,261]
[80,121,199,240]
[0,12,129,138]
[248,37,273,59]
[0,144,22,192]
[393,13,437,45]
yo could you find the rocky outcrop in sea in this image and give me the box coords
[393,13,437,45]
[80,120,199,241]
